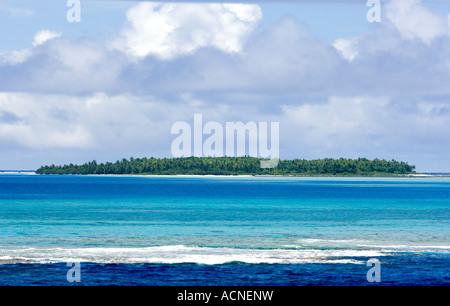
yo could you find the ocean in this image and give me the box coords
[0,174,449,286]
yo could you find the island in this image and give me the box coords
[35,156,416,176]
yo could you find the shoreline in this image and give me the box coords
[29,173,450,178]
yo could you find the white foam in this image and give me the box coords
[292,239,450,253]
[357,244,450,252]
[0,246,388,265]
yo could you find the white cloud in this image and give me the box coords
[0,37,127,94]
[332,38,359,62]
[32,30,61,47]
[0,49,32,65]
[0,5,34,18]
[2,90,450,171]
[0,92,227,151]
[2,1,450,171]
[281,96,450,167]
[0,92,93,149]
[48,40,106,74]
[385,0,447,43]
[0,29,61,65]
[283,97,390,149]
[112,2,262,60]
[333,0,450,62]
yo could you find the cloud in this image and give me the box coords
[0,29,61,65]
[333,0,450,63]
[0,37,128,94]
[332,38,359,61]
[0,94,91,150]
[281,95,450,170]
[32,30,61,47]
[112,2,262,60]
[0,49,32,65]
[114,15,343,98]
[2,0,450,171]
[328,0,450,97]
[385,0,448,43]
[3,91,450,171]
[333,0,450,61]
[0,4,34,18]
[0,91,226,151]
[3,0,450,98]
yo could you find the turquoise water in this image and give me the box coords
[0,175,449,285]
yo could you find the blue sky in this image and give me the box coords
[1,0,450,171]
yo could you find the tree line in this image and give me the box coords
[35,156,416,176]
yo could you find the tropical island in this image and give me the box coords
[35,156,416,176]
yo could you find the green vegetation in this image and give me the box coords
[35,156,416,176]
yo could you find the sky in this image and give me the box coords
[1,0,450,172]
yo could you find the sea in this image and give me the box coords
[0,174,449,286]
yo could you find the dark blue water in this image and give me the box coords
[0,175,449,285]
[2,255,450,286]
